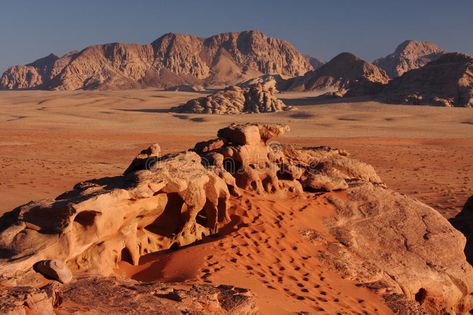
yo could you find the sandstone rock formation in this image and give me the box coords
[374,40,445,78]
[0,277,258,315]
[0,123,383,280]
[0,123,473,313]
[383,53,473,107]
[324,185,473,314]
[172,80,292,114]
[0,30,314,90]
[286,52,389,96]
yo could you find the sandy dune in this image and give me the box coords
[0,89,472,313]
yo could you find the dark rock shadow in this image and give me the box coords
[172,114,209,123]
[280,95,376,106]
[116,108,170,113]
[450,196,473,264]
[288,111,316,119]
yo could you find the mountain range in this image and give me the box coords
[0,30,313,90]
[1,30,472,107]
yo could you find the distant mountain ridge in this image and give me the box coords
[285,52,390,96]
[0,30,315,90]
[383,53,473,107]
[374,40,445,78]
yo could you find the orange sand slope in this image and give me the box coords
[117,193,392,314]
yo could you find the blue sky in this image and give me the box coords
[0,0,472,72]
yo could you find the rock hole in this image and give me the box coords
[145,193,186,236]
[196,209,208,227]
[74,211,99,228]
[170,242,180,250]
[415,288,427,304]
[120,247,133,264]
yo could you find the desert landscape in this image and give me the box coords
[0,88,472,314]
[1,2,473,314]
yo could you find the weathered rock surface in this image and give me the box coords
[0,277,258,315]
[383,53,473,107]
[0,285,55,315]
[374,40,445,78]
[0,123,472,313]
[286,52,389,96]
[1,30,314,91]
[324,185,473,314]
[172,80,292,114]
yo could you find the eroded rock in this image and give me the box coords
[324,184,473,314]
[172,80,292,114]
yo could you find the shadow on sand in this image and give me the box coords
[117,108,171,113]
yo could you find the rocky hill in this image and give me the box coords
[383,53,473,107]
[0,30,314,91]
[286,52,389,96]
[374,40,445,78]
[172,79,292,114]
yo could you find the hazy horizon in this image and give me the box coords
[1,0,472,73]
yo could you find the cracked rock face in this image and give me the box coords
[172,80,292,114]
[324,184,473,314]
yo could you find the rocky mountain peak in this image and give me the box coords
[374,40,445,78]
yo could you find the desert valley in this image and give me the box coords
[0,18,472,315]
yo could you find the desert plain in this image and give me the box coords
[0,89,472,313]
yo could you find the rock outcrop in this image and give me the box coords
[286,52,389,96]
[0,123,384,280]
[374,40,445,78]
[172,80,292,114]
[0,277,258,315]
[0,30,314,91]
[383,53,473,107]
[0,123,473,313]
[324,185,473,314]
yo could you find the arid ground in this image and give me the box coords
[1,90,472,313]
